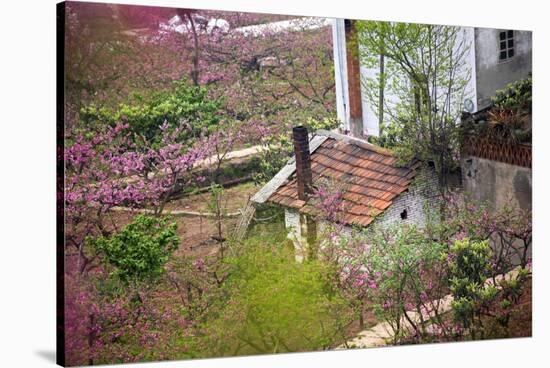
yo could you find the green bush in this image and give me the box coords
[89,215,179,284]
[492,74,532,112]
[449,238,494,335]
[81,80,223,145]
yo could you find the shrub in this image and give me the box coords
[448,238,494,336]
[484,75,532,143]
[448,237,531,340]
[89,215,179,285]
[80,80,223,145]
[492,74,532,112]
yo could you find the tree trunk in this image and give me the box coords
[187,13,200,86]
[378,53,385,135]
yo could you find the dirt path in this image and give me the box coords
[107,182,259,258]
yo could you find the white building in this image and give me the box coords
[331,19,532,137]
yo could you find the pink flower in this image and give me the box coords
[383,300,394,309]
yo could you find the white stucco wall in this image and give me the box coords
[284,208,309,262]
[284,208,301,240]
[332,18,350,132]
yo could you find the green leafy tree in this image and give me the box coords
[356,21,472,191]
[89,214,179,285]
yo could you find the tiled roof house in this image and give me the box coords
[252,127,440,259]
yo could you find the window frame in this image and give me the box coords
[498,29,515,63]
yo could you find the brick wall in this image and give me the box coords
[374,165,441,228]
[292,126,313,200]
[283,165,441,260]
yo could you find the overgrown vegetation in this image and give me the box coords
[201,236,352,356]
[323,195,532,344]
[492,74,532,112]
[80,81,223,145]
[62,3,532,365]
[460,75,532,144]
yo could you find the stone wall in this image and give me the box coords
[461,155,532,212]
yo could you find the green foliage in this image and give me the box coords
[449,238,492,297]
[482,74,532,143]
[448,238,492,332]
[492,74,532,112]
[201,236,351,356]
[89,215,179,284]
[80,80,223,145]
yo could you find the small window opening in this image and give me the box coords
[499,30,515,62]
[400,209,408,220]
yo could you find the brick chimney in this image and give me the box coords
[345,19,364,138]
[292,126,313,201]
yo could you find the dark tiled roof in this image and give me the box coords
[268,136,420,226]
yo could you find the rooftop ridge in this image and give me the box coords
[315,129,395,157]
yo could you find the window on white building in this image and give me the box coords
[499,30,515,62]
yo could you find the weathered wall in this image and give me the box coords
[374,166,441,228]
[284,209,315,262]
[285,208,302,239]
[461,155,532,211]
[475,28,532,109]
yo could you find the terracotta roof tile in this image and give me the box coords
[267,136,420,226]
